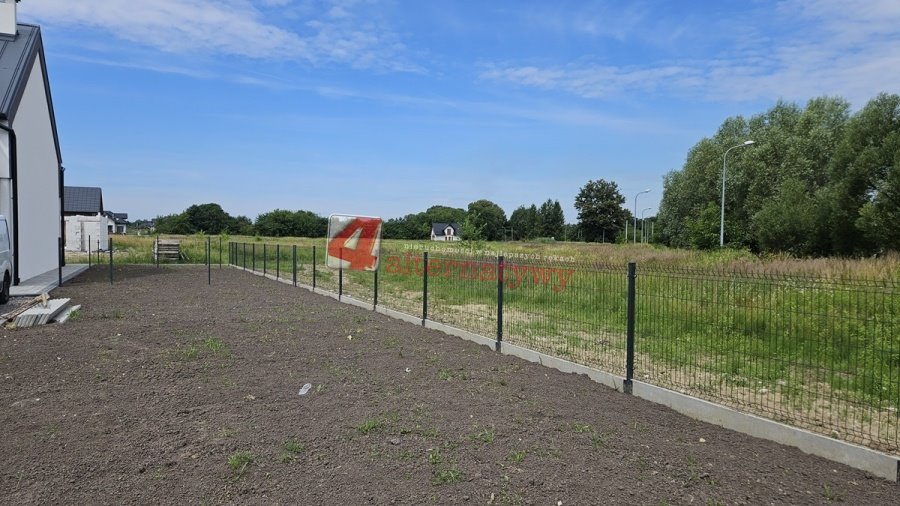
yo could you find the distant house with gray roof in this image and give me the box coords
[431,222,461,241]
[104,211,128,234]
[0,2,65,284]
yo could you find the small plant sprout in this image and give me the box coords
[431,465,463,485]
[508,450,527,463]
[356,418,383,434]
[472,427,496,443]
[204,337,229,355]
[280,440,305,463]
[573,423,593,434]
[227,451,254,476]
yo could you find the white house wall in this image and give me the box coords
[12,56,60,281]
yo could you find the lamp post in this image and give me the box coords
[633,189,650,244]
[641,207,652,243]
[720,140,754,247]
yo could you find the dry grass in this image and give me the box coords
[75,234,900,281]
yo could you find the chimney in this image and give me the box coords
[0,0,16,38]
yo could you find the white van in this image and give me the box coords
[0,215,11,303]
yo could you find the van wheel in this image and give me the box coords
[0,274,9,304]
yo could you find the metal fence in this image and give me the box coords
[229,241,900,455]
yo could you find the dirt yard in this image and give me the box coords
[0,265,897,505]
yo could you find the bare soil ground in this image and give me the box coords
[0,265,898,505]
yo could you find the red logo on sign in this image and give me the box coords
[326,215,382,271]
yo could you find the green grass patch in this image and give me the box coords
[174,344,200,361]
[355,418,384,434]
[470,427,496,443]
[227,451,254,475]
[203,337,230,356]
[431,465,463,485]
[508,450,527,463]
[280,440,306,463]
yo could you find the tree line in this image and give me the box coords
[657,93,900,255]
[382,199,566,241]
[148,187,632,243]
[150,199,571,241]
[153,204,326,237]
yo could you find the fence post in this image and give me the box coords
[276,244,280,280]
[155,235,159,268]
[312,246,317,289]
[496,255,504,352]
[108,238,113,284]
[219,237,222,269]
[339,247,343,300]
[373,265,379,310]
[422,252,428,326]
[292,245,297,287]
[97,239,100,265]
[625,262,636,394]
[207,236,211,285]
[263,244,267,276]
[252,243,256,272]
[88,235,92,267]
[243,243,247,270]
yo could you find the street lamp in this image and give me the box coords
[634,188,650,244]
[641,207,652,243]
[720,140,754,247]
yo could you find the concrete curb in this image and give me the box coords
[631,381,900,482]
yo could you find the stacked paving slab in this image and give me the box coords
[14,299,71,328]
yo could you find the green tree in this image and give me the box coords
[255,209,296,237]
[537,199,564,239]
[466,200,507,241]
[153,205,253,235]
[658,95,854,253]
[509,204,539,240]
[753,179,817,255]
[256,210,328,237]
[382,212,429,239]
[574,179,627,242]
[424,205,466,227]
[228,215,255,235]
[296,211,328,237]
[154,213,193,234]
[685,203,721,250]
[184,203,231,234]
[825,93,900,255]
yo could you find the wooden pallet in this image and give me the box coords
[154,240,181,261]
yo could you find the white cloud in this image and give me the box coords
[22,1,307,58]
[481,64,700,99]
[19,0,414,71]
[481,1,900,107]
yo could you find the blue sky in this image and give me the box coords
[19,0,900,222]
